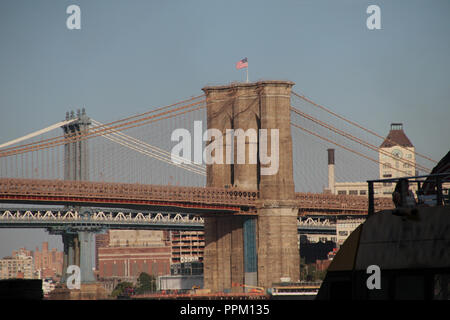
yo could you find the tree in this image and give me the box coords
[111,281,134,298]
[135,272,157,294]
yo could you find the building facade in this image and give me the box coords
[97,230,172,281]
[95,229,206,281]
[378,123,416,195]
[0,252,33,279]
[33,242,63,280]
[95,232,110,270]
[0,243,63,280]
[336,218,365,246]
[170,230,204,264]
[98,246,171,279]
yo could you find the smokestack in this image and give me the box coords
[327,149,335,194]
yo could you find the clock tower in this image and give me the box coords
[378,123,416,196]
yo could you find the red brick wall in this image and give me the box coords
[33,242,63,280]
[98,246,171,279]
[95,232,110,270]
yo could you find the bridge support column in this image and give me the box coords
[256,80,299,287]
[204,216,245,293]
[62,233,76,283]
[60,230,96,284]
[202,80,299,292]
[78,231,96,283]
[256,207,299,287]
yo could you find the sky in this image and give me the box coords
[0,0,449,257]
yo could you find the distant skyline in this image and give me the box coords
[0,236,62,258]
[1,0,449,257]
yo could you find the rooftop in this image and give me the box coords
[380,123,414,148]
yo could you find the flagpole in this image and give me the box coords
[246,66,249,83]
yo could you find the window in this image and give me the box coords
[383,163,390,169]
[359,190,366,195]
[383,173,392,178]
[403,163,411,168]
[338,231,348,236]
[349,190,358,195]
[337,190,347,195]
[383,182,392,186]
[132,262,138,276]
[406,154,412,159]
[112,263,118,276]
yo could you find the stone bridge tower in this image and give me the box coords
[202,80,299,292]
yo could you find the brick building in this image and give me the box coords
[0,252,33,279]
[98,246,171,279]
[95,232,110,270]
[0,243,63,280]
[33,242,63,280]
[95,229,207,281]
[97,230,171,281]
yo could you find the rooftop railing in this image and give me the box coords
[367,172,450,216]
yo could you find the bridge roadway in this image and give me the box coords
[0,208,338,234]
[0,178,394,215]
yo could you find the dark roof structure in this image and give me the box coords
[380,123,414,148]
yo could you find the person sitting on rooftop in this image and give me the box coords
[392,178,418,217]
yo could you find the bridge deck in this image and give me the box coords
[0,178,258,214]
[0,178,394,215]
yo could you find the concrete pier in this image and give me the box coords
[61,230,96,284]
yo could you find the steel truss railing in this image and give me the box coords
[0,208,339,234]
[0,209,204,230]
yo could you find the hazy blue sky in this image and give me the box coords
[0,0,449,257]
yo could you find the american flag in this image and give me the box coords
[236,57,248,69]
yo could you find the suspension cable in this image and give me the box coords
[292,91,437,164]
[290,122,412,176]
[0,101,206,157]
[291,106,431,173]
[91,119,206,175]
[97,127,206,176]
[0,94,205,154]
[0,89,254,158]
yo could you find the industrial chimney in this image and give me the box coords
[327,148,335,194]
